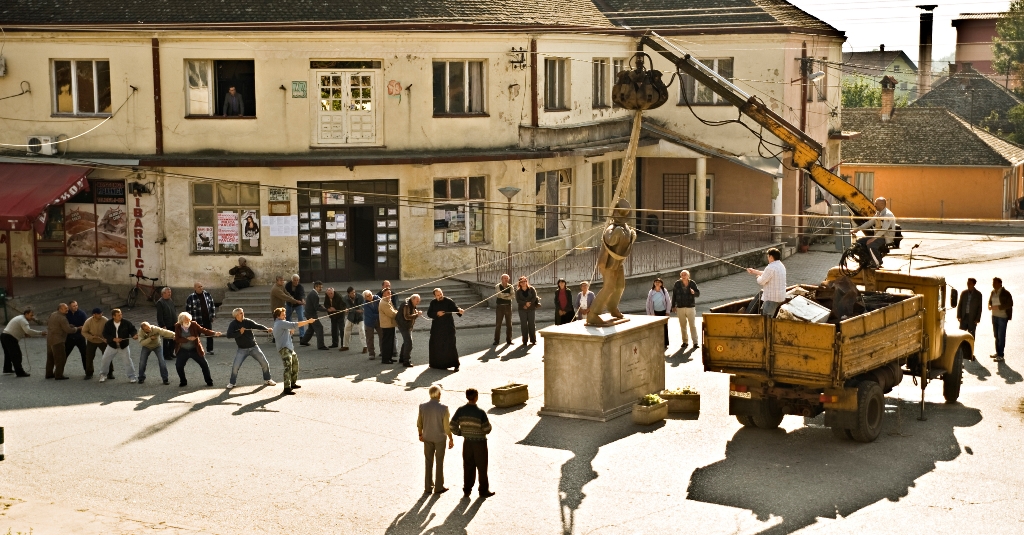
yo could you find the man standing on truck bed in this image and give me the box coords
[989,277,1013,362]
[746,248,786,317]
[851,197,896,268]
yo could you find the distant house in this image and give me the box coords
[952,13,1001,79]
[841,87,1024,220]
[913,65,1024,136]
[843,46,919,101]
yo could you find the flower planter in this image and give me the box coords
[631,400,668,425]
[491,384,529,408]
[660,391,701,413]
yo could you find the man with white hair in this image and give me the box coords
[417,385,453,494]
[362,290,382,360]
[851,197,896,269]
[225,307,276,389]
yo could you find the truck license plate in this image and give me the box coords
[729,391,751,399]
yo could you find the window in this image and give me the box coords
[592,162,607,222]
[192,182,261,254]
[900,81,908,91]
[432,61,485,115]
[315,65,380,145]
[893,64,901,73]
[536,169,572,239]
[818,57,828,102]
[52,60,111,115]
[433,177,486,246]
[855,172,875,199]
[545,58,569,110]
[612,59,626,108]
[679,58,733,106]
[64,179,127,257]
[593,59,609,107]
[185,60,256,117]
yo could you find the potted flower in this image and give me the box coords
[660,386,700,413]
[491,383,529,408]
[632,393,668,425]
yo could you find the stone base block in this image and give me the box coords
[538,314,668,422]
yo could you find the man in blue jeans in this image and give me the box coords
[988,277,1013,362]
[225,307,277,389]
[285,274,306,338]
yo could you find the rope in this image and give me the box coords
[634,227,749,270]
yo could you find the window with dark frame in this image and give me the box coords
[545,58,569,110]
[192,182,261,254]
[432,61,485,115]
[185,59,257,117]
[679,58,733,106]
[593,59,608,107]
[433,177,486,246]
[52,60,112,115]
[592,162,607,223]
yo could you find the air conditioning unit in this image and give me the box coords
[26,135,57,156]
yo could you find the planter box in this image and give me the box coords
[631,400,668,425]
[492,384,529,408]
[660,391,701,413]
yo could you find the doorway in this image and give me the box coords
[350,206,375,280]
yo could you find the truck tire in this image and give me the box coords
[736,414,756,427]
[849,381,884,443]
[751,400,784,429]
[943,347,964,404]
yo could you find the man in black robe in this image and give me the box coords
[427,288,463,371]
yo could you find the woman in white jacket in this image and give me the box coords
[645,278,670,348]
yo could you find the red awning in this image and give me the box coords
[0,163,91,233]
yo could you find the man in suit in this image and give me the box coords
[323,287,345,348]
[957,278,983,337]
[156,287,177,360]
[46,303,80,380]
[299,281,328,350]
[418,385,453,494]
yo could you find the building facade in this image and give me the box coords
[842,48,919,102]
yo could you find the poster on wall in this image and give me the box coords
[218,211,240,247]
[268,187,290,202]
[241,210,260,240]
[196,226,214,251]
[64,203,98,256]
[96,205,128,257]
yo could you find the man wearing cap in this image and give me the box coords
[81,308,114,380]
[228,257,256,291]
[299,281,329,350]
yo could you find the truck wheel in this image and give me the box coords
[751,400,784,429]
[830,426,853,440]
[943,347,964,404]
[736,414,756,427]
[849,381,884,443]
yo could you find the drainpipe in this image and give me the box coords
[152,38,164,155]
[530,38,538,128]
[799,42,808,235]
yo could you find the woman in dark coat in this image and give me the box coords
[427,288,464,371]
[553,278,575,325]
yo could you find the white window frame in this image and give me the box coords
[185,60,214,116]
[679,58,733,106]
[592,58,609,108]
[855,172,875,199]
[433,60,487,115]
[612,59,626,108]
[545,58,569,111]
[312,67,382,146]
[51,59,112,116]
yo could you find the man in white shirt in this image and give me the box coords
[2,308,46,377]
[852,197,896,269]
[747,248,787,317]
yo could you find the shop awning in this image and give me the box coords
[0,163,91,233]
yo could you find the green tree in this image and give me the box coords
[841,79,909,109]
[1005,104,1024,143]
[992,2,1024,83]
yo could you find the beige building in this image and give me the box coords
[0,1,845,291]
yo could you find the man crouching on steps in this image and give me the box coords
[272,307,316,395]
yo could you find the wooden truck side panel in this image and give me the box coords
[838,296,924,379]
[703,314,766,371]
[770,321,836,385]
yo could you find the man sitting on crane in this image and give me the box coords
[851,197,896,269]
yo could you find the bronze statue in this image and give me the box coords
[587,199,637,326]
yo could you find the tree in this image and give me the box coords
[992,2,1024,85]
[1005,104,1024,143]
[841,79,909,109]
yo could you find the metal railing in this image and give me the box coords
[475,215,774,285]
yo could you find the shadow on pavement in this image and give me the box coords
[686,399,982,535]
[423,496,485,535]
[385,492,441,535]
[996,361,1022,385]
[518,415,662,535]
[665,346,696,367]
[964,359,992,381]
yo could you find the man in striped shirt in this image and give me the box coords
[747,248,787,317]
[450,388,496,498]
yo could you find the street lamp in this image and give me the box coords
[498,186,521,275]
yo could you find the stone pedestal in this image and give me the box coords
[538,315,668,421]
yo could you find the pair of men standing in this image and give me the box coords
[957,277,1014,362]
[417,386,495,498]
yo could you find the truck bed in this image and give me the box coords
[703,292,923,388]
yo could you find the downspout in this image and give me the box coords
[799,42,808,230]
[530,38,539,128]
[152,38,164,155]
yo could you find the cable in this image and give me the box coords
[0,87,137,147]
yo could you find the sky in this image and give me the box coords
[788,0,1013,61]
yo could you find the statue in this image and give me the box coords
[587,199,637,326]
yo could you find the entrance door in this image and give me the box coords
[350,206,375,280]
[35,206,66,277]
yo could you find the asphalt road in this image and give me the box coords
[1,227,1023,535]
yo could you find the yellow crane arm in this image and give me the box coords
[640,33,878,218]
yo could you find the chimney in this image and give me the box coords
[949,62,958,75]
[880,44,885,52]
[880,76,897,121]
[917,5,938,95]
